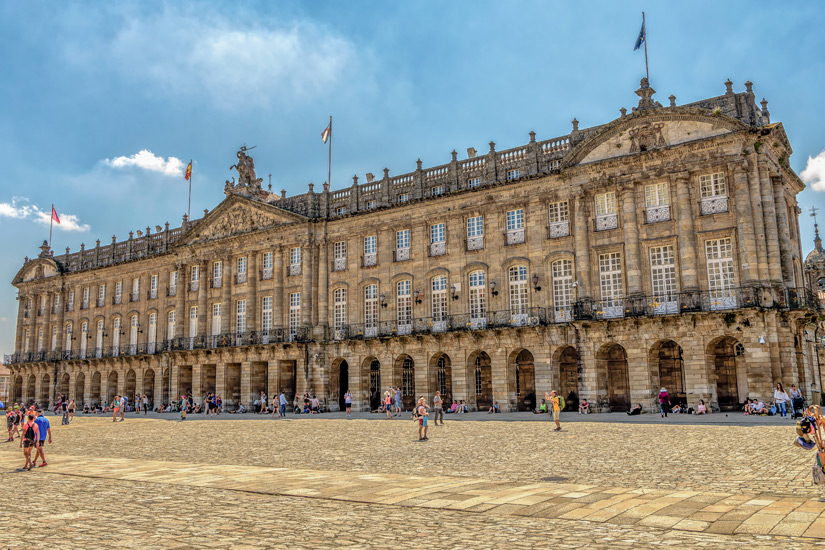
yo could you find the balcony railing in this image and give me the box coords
[37,308,45,316]
[288,264,301,276]
[467,235,484,251]
[700,196,728,215]
[595,213,618,231]
[66,304,74,312]
[96,298,105,307]
[190,281,200,292]
[362,253,377,267]
[333,257,346,271]
[130,292,139,302]
[506,229,525,245]
[394,248,410,262]
[262,267,273,280]
[148,289,158,300]
[236,272,247,284]
[548,220,570,238]
[81,300,89,310]
[429,242,446,256]
[211,278,222,289]
[24,310,30,318]
[52,305,60,314]
[167,286,177,297]
[645,205,671,223]
[113,295,122,305]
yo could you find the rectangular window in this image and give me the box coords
[506,209,524,231]
[333,289,346,330]
[335,206,347,216]
[507,169,521,181]
[469,271,487,328]
[262,252,273,280]
[236,299,246,334]
[213,261,222,281]
[366,199,377,210]
[595,192,617,215]
[650,246,678,314]
[396,229,410,261]
[98,284,106,301]
[82,287,89,308]
[290,247,300,266]
[430,223,445,243]
[211,303,222,338]
[364,284,378,336]
[191,265,200,281]
[169,271,178,288]
[398,193,409,203]
[333,241,347,271]
[467,177,481,188]
[508,266,529,323]
[548,201,570,238]
[397,280,412,334]
[552,259,573,322]
[289,293,301,337]
[68,291,74,310]
[645,183,669,207]
[262,296,272,331]
[700,173,727,198]
[598,252,623,318]
[236,257,247,283]
[706,238,737,310]
[189,306,198,340]
[432,185,444,196]
[431,276,448,331]
[467,216,484,250]
[364,235,377,254]
[150,274,158,299]
[167,311,176,340]
[237,257,247,273]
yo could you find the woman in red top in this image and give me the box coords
[20,413,39,470]
[658,388,670,418]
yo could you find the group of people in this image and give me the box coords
[656,388,710,417]
[5,405,52,470]
[743,383,805,417]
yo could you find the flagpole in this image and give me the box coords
[642,11,649,82]
[187,159,192,221]
[49,203,54,249]
[328,116,332,189]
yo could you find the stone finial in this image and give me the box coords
[182,213,188,224]
[65,247,70,255]
[146,226,151,235]
[416,158,423,170]
[571,119,579,132]
[760,98,770,123]
[165,221,169,230]
[39,240,51,258]
[80,242,85,251]
[281,189,286,198]
[203,209,209,216]
[322,182,329,192]
[308,182,314,193]
[745,81,754,94]
[529,131,536,143]
[96,239,100,247]
[725,79,734,95]
[352,175,358,185]
[620,107,627,118]
[489,141,496,153]
[635,78,657,109]
[668,94,676,107]
[383,167,390,178]
[128,231,133,240]
[111,235,116,243]
[451,150,457,162]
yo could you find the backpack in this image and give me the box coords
[558,396,566,410]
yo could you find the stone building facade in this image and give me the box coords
[5,79,820,413]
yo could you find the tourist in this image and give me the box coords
[216,395,222,414]
[20,412,39,470]
[432,391,443,426]
[278,391,287,418]
[658,388,670,418]
[579,399,590,414]
[695,399,707,415]
[310,395,320,413]
[546,390,561,431]
[384,391,392,419]
[534,399,547,414]
[61,398,69,425]
[489,400,500,413]
[790,384,804,417]
[627,403,643,416]
[6,407,15,441]
[394,387,402,416]
[33,409,51,467]
[237,403,247,414]
[142,394,149,415]
[180,395,187,421]
[416,397,429,441]
[671,403,683,414]
[751,400,767,414]
[344,390,352,418]
[259,391,267,414]
[68,399,76,421]
[445,400,458,414]
[112,395,121,423]
[774,383,790,418]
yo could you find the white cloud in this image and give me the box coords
[802,149,825,192]
[0,197,90,232]
[104,150,185,177]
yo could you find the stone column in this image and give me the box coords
[621,184,642,295]
[673,173,699,290]
[267,360,280,402]
[192,364,202,400]
[170,364,180,402]
[772,177,796,287]
[240,361,251,407]
[216,363,226,404]
[153,369,164,409]
[68,369,76,402]
[274,247,284,328]
[572,194,592,299]
[84,367,93,407]
[731,164,760,284]
[757,160,783,284]
[317,241,329,334]
[301,242,313,326]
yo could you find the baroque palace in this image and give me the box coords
[6,79,821,413]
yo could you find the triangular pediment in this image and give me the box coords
[565,108,749,167]
[176,195,306,246]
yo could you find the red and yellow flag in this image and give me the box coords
[185,161,192,181]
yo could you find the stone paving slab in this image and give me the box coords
[2,449,824,540]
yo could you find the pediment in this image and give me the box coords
[176,195,306,245]
[566,108,748,167]
[13,257,61,285]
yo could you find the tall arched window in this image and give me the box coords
[333,288,347,339]
[552,259,573,322]
[508,265,528,325]
[431,276,447,332]
[364,284,378,337]
[397,280,412,334]
[437,355,448,396]
[167,310,176,341]
[129,315,139,355]
[64,322,73,355]
[402,356,414,398]
[80,321,88,358]
[474,356,483,396]
[468,270,487,329]
[148,312,157,354]
[95,319,104,358]
[112,318,121,356]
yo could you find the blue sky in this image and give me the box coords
[1,1,824,354]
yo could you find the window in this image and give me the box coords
[650,246,678,314]
[430,223,446,256]
[475,356,483,396]
[262,297,272,334]
[129,315,139,355]
[548,200,570,238]
[365,284,378,336]
[397,280,412,334]
[37,327,44,352]
[213,261,223,287]
[366,199,377,210]
[335,206,347,216]
[396,229,410,261]
[699,173,729,215]
[191,265,200,291]
[290,248,301,270]
[706,238,737,309]
[508,266,529,324]
[507,169,521,181]
[98,284,106,306]
[432,185,444,196]
[53,293,60,311]
[262,252,273,280]
[236,300,246,334]
[364,235,377,266]
[469,270,487,328]
[551,259,573,322]
[431,276,448,331]
[402,356,414,397]
[114,281,122,303]
[169,271,178,291]
[333,289,347,332]
[645,183,671,223]
[189,306,198,342]
[595,191,618,231]
[150,274,158,299]
[23,329,30,354]
[467,177,481,188]
[65,322,73,352]
[167,310,176,340]
[237,257,247,283]
[333,241,347,271]
[132,277,140,294]
[68,291,74,311]
[51,325,58,351]
[147,313,157,353]
[506,209,525,245]
[598,252,623,318]
[398,193,409,203]
[289,293,301,337]
[112,318,120,354]
[211,304,222,346]
[80,322,88,357]
[93,322,102,357]
[82,287,89,308]
[467,216,484,250]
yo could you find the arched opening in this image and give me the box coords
[75,372,85,405]
[429,353,452,405]
[468,351,492,410]
[90,371,101,405]
[652,340,685,406]
[510,349,536,411]
[143,368,155,407]
[107,370,118,404]
[125,369,137,403]
[39,373,51,406]
[597,343,630,412]
[709,336,743,411]
[329,358,349,411]
[396,355,415,411]
[13,375,23,403]
[26,375,36,404]
[556,346,579,411]
[59,372,70,399]
[162,368,170,407]
[363,357,381,410]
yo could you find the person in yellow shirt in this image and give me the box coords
[545,390,561,431]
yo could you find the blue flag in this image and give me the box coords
[634,20,646,51]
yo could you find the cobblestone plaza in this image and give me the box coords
[2,414,825,548]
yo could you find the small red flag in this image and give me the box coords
[185,161,192,181]
[51,206,60,224]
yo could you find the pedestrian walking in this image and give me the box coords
[432,391,444,426]
[120,395,127,421]
[6,408,15,441]
[416,397,429,441]
[545,391,562,431]
[658,388,670,418]
[394,387,402,416]
[791,384,804,418]
[278,391,287,418]
[142,394,149,415]
[384,391,392,419]
[774,383,790,418]
[344,390,352,418]
[20,412,39,470]
[33,409,51,467]
[68,399,76,421]
[112,395,121,423]
[60,399,69,425]
[180,395,187,421]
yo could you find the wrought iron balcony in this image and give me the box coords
[467,235,484,251]
[129,292,139,302]
[261,267,273,280]
[190,281,200,292]
[288,264,301,276]
[645,205,671,223]
[236,272,247,284]
[394,248,410,262]
[700,196,728,215]
[167,286,177,297]
[96,298,105,307]
[113,295,122,305]
[548,220,570,238]
[429,242,446,257]
[595,213,618,231]
[332,257,346,272]
[506,229,525,245]
[211,278,222,289]
[362,253,377,267]
[148,289,158,300]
